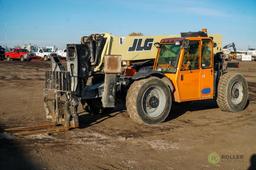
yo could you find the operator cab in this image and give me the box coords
[154,32,215,102]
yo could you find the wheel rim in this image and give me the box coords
[231,81,244,105]
[141,86,166,118]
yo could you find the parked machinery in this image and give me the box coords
[0,46,5,60]
[43,29,248,128]
[223,42,237,60]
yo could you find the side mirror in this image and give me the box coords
[154,42,161,48]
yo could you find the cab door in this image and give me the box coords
[200,39,214,99]
[177,40,201,101]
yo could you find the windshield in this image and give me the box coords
[44,48,52,52]
[16,49,28,52]
[157,43,181,72]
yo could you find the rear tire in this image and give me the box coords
[217,72,248,112]
[126,77,172,124]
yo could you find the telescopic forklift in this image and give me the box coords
[44,29,248,128]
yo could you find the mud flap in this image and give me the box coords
[101,55,121,108]
[102,74,116,107]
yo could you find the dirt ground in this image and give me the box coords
[0,60,255,170]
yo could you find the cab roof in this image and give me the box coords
[160,37,185,44]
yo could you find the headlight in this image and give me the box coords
[121,60,130,66]
[157,68,162,72]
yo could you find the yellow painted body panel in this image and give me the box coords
[210,34,223,53]
[109,34,222,61]
[94,33,222,71]
[110,35,178,61]
[177,69,201,101]
[164,69,214,102]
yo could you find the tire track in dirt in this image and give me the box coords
[14,103,255,150]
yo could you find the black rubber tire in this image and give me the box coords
[217,72,248,112]
[126,77,172,124]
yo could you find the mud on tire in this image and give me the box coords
[126,77,172,124]
[217,72,248,112]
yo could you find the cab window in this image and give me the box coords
[158,44,180,67]
[201,40,212,68]
[182,41,199,70]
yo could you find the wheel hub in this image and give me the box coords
[149,96,159,108]
[141,86,166,118]
[233,89,239,98]
[231,82,244,105]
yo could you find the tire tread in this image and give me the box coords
[217,72,248,112]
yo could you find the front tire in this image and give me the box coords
[217,72,248,112]
[126,77,172,124]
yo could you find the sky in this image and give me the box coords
[0,0,255,49]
